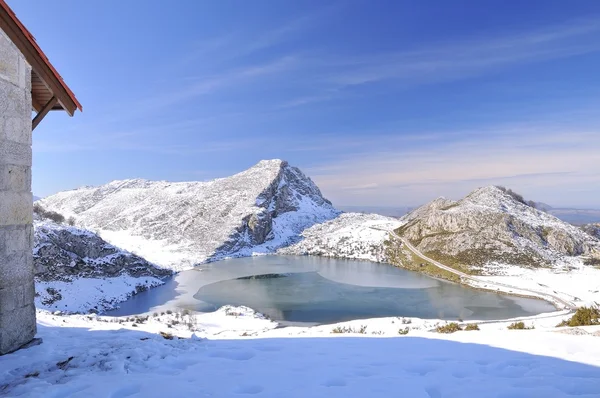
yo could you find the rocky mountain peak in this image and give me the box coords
[397,186,600,271]
[39,160,339,270]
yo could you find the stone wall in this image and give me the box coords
[0,29,35,354]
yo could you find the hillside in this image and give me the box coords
[279,213,402,262]
[38,160,340,270]
[34,220,172,313]
[390,186,600,275]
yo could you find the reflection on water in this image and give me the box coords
[107,255,556,325]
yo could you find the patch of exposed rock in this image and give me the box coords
[38,160,340,270]
[34,221,172,282]
[394,186,600,272]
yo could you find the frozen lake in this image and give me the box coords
[107,255,556,325]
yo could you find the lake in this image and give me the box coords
[107,255,556,325]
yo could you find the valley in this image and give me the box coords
[31,160,600,319]
[7,159,600,398]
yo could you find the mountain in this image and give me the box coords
[280,213,402,262]
[391,186,600,274]
[39,160,340,270]
[336,205,413,218]
[34,220,172,313]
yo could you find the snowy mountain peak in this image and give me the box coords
[397,186,600,270]
[464,185,528,208]
[40,160,339,270]
[253,158,288,169]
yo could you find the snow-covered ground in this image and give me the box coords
[1,308,600,397]
[474,261,600,308]
[38,160,339,271]
[33,220,171,313]
[279,213,403,262]
[35,276,165,314]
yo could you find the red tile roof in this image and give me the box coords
[0,0,82,114]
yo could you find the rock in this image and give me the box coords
[34,221,172,282]
[393,186,600,272]
[38,160,340,270]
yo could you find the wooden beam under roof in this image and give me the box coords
[0,0,81,119]
[32,96,57,130]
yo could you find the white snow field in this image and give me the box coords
[1,308,600,397]
[279,212,402,262]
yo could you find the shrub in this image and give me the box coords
[507,321,534,330]
[464,323,480,331]
[557,306,600,327]
[331,325,368,334]
[495,186,529,206]
[398,327,409,335]
[436,323,462,334]
[33,203,67,224]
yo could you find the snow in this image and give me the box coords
[2,308,600,397]
[38,160,339,271]
[474,262,600,308]
[35,276,164,313]
[21,176,600,395]
[280,212,403,262]
[33,220,170,313]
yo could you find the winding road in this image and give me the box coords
[384,229,576,311]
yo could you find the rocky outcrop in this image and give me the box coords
[34,221,172,282]
[394,186,600,272]
[38,160,340,270]
[33,221,172,313]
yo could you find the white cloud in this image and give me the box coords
[326,18,600,88]
[308,128,600,208]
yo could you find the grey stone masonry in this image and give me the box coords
[0,29,35,355]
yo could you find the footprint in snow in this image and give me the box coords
[234,385,264,394]
[208,350,255,361]
[252,345,282,352]
[322,377,347,387]
[109,384,141,398]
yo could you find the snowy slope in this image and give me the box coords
[38,160,340,271]
[34,220,171,313]
[280,213,403,262]
[2,309,600,397]
[395,186,600,272]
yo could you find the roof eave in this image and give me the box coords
[0,0,82,116]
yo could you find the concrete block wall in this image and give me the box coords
[0,29,35,355]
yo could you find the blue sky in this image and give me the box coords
[11,0,600,208]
